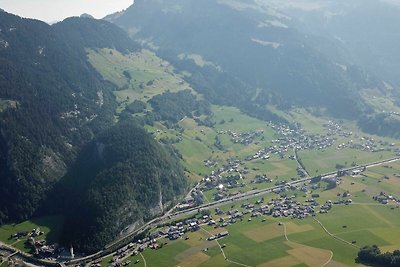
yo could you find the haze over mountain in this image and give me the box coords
[107,0,400,134]
[0,0,133,23]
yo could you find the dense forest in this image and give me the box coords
[167,58,289,123]
[149,89,212,123]
[358,113,400,139]
[56,120,187,252]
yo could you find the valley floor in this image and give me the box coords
[3,49,400,267]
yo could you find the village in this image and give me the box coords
[91,186,364,267]
[181,120,400,206]
[2,117,400,267]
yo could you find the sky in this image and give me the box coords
[0,0,134,23]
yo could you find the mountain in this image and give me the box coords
[57,119,186,252]
[80,13,94,19]
[0,11,187,251]
[106,0,399,123]
[279,0,400,87]
[266,0,400,136]
[0,12,113,222]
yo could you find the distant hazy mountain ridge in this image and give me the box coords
[107,0,400,129]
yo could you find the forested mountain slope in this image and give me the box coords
[0,12,187,251]
[0,12,119,223]
[106,0,383,120]
[57,120,186,252]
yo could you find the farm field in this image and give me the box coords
[133,163,400,266]
[298,148,395,175]
[132,209,399,267]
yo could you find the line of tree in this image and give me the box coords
[357,245,400,267]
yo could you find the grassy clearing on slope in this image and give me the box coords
[87,48,195,106]
[0,215,64,253]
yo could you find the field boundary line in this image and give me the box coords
[280,222,289,241]
[140,252,147,267]
[280,221,334,267]
[200,227,252,267]
[321,251,333,267]
[200,228,226,259]
[226,258,252,267]
[313,217,360,249]
[215,239,227,260]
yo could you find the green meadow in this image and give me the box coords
[0,215,64,253]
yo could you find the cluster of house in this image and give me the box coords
[188,118,400,213]
[93,243,141,267]
[257,197,317,219]
[33,242,61,259]
[202,159,248,192]
[271,121,398,155]
[213,196,335,222]
[373,192,399,204]
[161,218,201,241]
[9,228,61,258]
[10,228,43,240]
[324,121,352,138]
[224,130,264,145]
[271,124,335,152]
[336,135,396,153]
[204,159,218,167]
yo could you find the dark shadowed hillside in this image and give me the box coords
[0,13,123,223]
[0,12,187,252]
[57,120,186,252]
